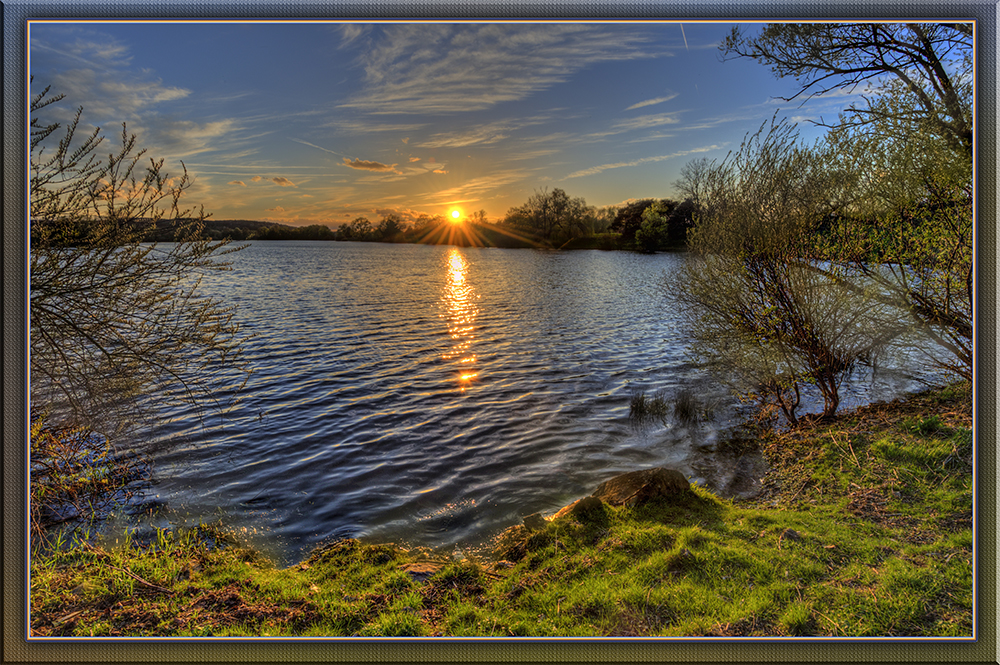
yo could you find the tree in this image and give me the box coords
[609,199,657,245]
[610,198,689,249]
[291,224,332,240]
[722,23,974,383]
[592,205,618,234]
[676,118,902,423]
[722,23,973,158]
[673,157,713,209]
[338,216,373,241]
[817,114,973,380]
[634,201,673,253]
[502,188,590,243]
[30,84,250,436]
[377,213,404,241]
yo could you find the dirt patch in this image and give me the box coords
[171,584,322,634]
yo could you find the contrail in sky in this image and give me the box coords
[680,23,689,50]
[292,138,347,158]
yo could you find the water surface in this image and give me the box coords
[139,241,932,563]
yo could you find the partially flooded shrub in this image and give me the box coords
[30,413,148,547]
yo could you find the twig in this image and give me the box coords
[104,561,176,595]
[79,541,175,595]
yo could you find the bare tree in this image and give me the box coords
[30,84,251,437]
[722,23,973,158]
[672,157,713,209]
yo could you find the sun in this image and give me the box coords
[450,209,462,222]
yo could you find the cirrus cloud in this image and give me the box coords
[564,145,722,179]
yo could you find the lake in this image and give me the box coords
[134,240,933,564]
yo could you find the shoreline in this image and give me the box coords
[29,381,973,637]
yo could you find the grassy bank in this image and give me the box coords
[30,383,973,637]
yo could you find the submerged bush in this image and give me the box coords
[30,413,148,546]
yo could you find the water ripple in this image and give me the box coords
[143,241,942,564]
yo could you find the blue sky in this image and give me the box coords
[28,20,852,227]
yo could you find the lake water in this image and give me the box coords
[135,241,934,564]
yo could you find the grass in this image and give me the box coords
[30,383,973,637]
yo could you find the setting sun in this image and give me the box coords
[450,210,461,222]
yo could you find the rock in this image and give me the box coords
[591,467,690,507]
[522,512,547,531]
[552,495,605,521]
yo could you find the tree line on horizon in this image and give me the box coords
[165,191,700,252]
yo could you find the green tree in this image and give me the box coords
[722,22,974,382]
[610,198,688,249]
[676,118,902,423]
[609,199,657,245]
[634,201,672,253]
[817,117,973,380]
[30,84,251,436]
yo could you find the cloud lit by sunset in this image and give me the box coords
[28,21,842,228]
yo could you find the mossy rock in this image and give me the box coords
[592,467,690,507]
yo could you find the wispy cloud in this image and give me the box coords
[587,112,683,139]
[325,119,427,134]
[336,23,371,50]
[626,132,676,143]
[228,180,247,186]
[564,145,723,179]
[625,92,678,111]
[417,113,563,149]
[271,177,297,187]
[424,169,530,203]
[340,23,667,115]
[417,123,511,149]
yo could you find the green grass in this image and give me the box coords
[30,383,973,637]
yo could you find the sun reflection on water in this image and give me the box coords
[440,249,479,390]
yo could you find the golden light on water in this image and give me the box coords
[441,249,479,391]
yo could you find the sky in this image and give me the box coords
[28,20,854,228]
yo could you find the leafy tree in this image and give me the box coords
[722,23,973,158]
[591,205,618,234]
[377,213,405,241]
[298,224,334,240]
[30,84,250,436]
[676,118,902,423]
[610,198,690,249]
[338,216,374,241]
[609,199,658,245]
[722,22,974,383]
[634,201,672,253]
[817,115,973,380]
